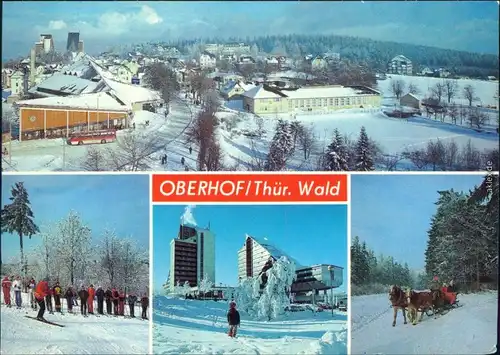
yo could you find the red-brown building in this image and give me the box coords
[16,92,132,141]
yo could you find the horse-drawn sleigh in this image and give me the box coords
[389,285,460,327]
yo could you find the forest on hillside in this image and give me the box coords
[351,175,499,296]
[163,34,499,78]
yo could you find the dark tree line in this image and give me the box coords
[351,236,414,295]
[424,176,499,291]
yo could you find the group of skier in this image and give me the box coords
[2,275,149,322]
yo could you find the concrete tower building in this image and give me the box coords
[66,32,80,52]
[169,223,215,290]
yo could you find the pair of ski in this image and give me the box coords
[25,315,65,327]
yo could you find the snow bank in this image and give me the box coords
[301,330,347,355]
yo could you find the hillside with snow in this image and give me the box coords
[153,296,347,354]
[0,292,149,354]
[350,292,498,355]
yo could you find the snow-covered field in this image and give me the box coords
[351,291,498,355]
[378,74,499,107]
[0,292,149,354]
[153,296,347,354]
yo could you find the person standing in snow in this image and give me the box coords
[88,284,95,314]
[140,294,149,320]
[28,277,37,310]
[13,276,22,308]
[2,276,12,307]
[65,287,74,313]
[118,290,126,316]
[127,292,137,318]
[227,301,241,338]
[33,278,49,321]
[53,282,62,313]
[96,286,105,315]
[111,288,119,315]
[429,276,440,291]
[45,284,53,314]
[105,287,113,315]
[78,285,89,316]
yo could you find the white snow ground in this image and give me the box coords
[153,296,347,355]
[351,291,498,355]
[0,292,149,354]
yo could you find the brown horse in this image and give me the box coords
[405,289,437,325]
[389,285,407,327]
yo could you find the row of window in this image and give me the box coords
[288,96,371,109]
[21,122,127,141]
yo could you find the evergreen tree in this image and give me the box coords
[324,129,349,171]
[354,126,374,171]
[1,182,40,282]
[265,119,294,171]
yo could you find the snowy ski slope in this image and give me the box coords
[153,296,347,354]
[0,292,149,354]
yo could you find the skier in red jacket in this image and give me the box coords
[118,290,126,316]
[88,284,95,314]
[2,276,12,307]
[34,278,50,321]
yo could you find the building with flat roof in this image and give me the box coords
[241,84,381,115]
[169,223,216,290]
[237,235,343,298]
[16,92,131,141]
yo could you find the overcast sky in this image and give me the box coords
[2,1,498,59]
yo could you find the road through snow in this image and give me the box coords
[351,292,498,355]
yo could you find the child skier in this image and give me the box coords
[53,282,62,313]
[227,301,240,338]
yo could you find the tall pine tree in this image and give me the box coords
[265,119,294,171]
[354,126,374,171]
[324,129,350,171]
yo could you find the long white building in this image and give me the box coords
[169,223,215,290]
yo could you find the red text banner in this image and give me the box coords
[152,174,348,203]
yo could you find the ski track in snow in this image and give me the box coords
[153,296,348,354]
[351,291,498,355]
[1,293,148,355]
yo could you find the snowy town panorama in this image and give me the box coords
[1,2,499,172]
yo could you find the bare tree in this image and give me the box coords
[81,146,108,171]
[425,139,446,171]
[377,154,402,171]
[106,132,159,171]
[237,64,256,81]
[407,82,420,95]
[467,107,489,129]
[443,80,458,103]
[430,82,445,104]
[247,138,266,171]
[463,85,478,106]
[142,63,180,114]
[298,124,316,160]
[402,149,429,170]
[443,140,460,170]
[459,139,482,171]
[390,79,406,100]
[448,104,459,124]
[190,72,213,104]
[254,116,265,135]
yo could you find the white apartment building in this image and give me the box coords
[199,51,217,70]
[169,223,216,290]
[387,55,413,76]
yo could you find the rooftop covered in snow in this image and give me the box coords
[17,92,131,112]
[242,84,380,100]
[246,234,305,269]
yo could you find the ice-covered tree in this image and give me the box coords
[354,126,374,171]
[234,277,261,316]
[324,129,349,171]
[256,256,297,321]
[198,273,214,298]
[265,119,295,171]
[1,182,40,284]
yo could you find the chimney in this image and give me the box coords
[30,47,36,86]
